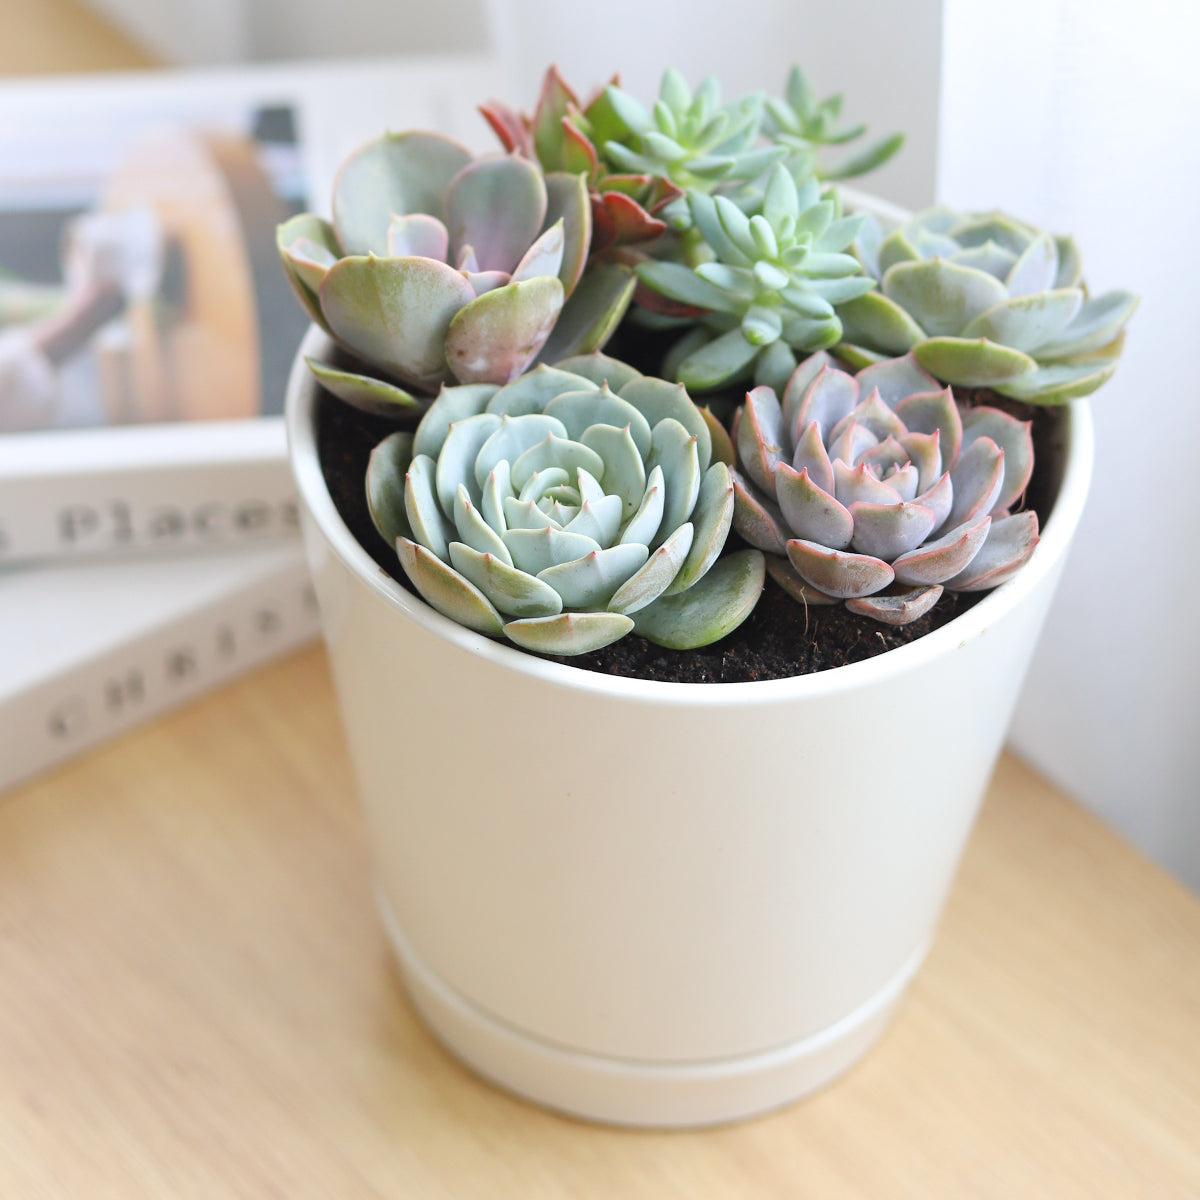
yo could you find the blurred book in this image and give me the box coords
[0,542,319,793]
[0,55,499,564]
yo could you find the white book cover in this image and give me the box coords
[0,542,319,793]
[0,54,499,564]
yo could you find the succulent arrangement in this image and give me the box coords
[280,63,1135,658]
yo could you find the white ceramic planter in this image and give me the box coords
[286,325,1093,1127]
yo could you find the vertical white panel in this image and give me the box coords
[941,0,1200,890]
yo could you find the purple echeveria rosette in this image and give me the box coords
[731,350,1039,625]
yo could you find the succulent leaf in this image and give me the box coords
[366,432,415,545]
[632,548,765,649]
[306,358,422,418]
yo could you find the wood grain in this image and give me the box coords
[0,0,156,76]
[1,645,1198,1199]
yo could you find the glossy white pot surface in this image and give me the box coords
[287,327,1093,1125]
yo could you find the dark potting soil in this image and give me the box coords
[317,384,1060,684]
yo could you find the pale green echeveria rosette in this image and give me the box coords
[731,350,1038,625]
[762,65,904,184]
[837,206,1139,404]
[365,354,765,655]
[635,164,875,394]
[276,131,624,417]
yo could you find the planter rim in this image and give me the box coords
[287,326,1093,708]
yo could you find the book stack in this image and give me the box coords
[0,56,499,792]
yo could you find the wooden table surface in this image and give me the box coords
[3,6,1200,1196]
[1,645,1198,1198]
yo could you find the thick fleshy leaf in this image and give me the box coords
[510,220,565,285]
[646,418,702,540]
[845,585,943,625]
[787,539,894,598]
[366,432,414,546]
[1032,290,1140,361]
[945,511,1039,591]
[736,385,786,494]
[481,458,514,532]
[538,542,649,608]
[676,327,762,391]
[277,214,340,328]
[443,155,547,274]
[915,472,953,533]
[395,536,504,636]
[912,336,1038,388]
[839,389,906,443]
[1054,236,1083,288]
[619,464,666,547]
[608,523,693,613]
[775,462,854,549]
[892,514,990,585]
[632,548,766,649]
[790,420,835,494]
[518,466,570,505]
[503,611,634,655]
[946,436,1004,528]
[635,260,740,312]
[961,407,1033,512]
[503,526,602,575]
[994,358,1117,405]
[960,288,1083,353]
[1004,233,1059,297]
[543,172,591,297]
[951,241,1018,281]
[854,352,939,407]
[412,383,497,459]
[510,434,604,493]
[487,364,595,415]
[503,495,560,531]
[553,352,642,391]
[665,462,734,593]
[563,493,624,546]
[435,412,502,515]
[701,406,736,466]
[893,387,962,467]
[386,213,450,261]
[881,258,1009,337]
[405,453,455,560]
[537,263,637,363]
[453,485,511,563]
[793,365,859,444]
[619,377,712,473]
[445,276,564,385]
[473,413,567,488]
[849,500,937,560]
[307,358,422,417]
[332,132,472,256]
[731,470,788,554]
[581,423,646,518]
[827,419,877,468]
[896,430,942,494]
[836,292,926,355]
[448,543,562,617]
[765,554,839,605]
[545,385,652,457]
[319,255,474,388]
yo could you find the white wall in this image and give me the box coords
[78,0,942,209]
[940,0,1200,891]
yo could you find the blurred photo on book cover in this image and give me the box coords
[0,100,309,434]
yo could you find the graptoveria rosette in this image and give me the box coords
[839,206,1138,404]
[277,131,611,418]
[732,351,1038,625]
[365,354,765,655]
